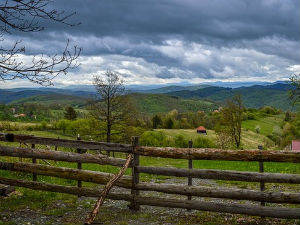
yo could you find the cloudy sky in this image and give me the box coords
[1,0,300,88]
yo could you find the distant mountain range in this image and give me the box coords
[0,81,295,111]
[166,83,294,110]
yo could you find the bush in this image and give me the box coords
[140,131,167,147]
[193,136,216,148]
[255,125,260,134]
[55,119,71,134]
[40,121,48,130]
[247,112,257,120]
[260,106,278,115]
[174,135,188,148]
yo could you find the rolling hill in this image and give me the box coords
[129,93,218,114]
[133,84,210,94]
[166,83,295,111]
[0,82,295,112]
[10,94,89,107]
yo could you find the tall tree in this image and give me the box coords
[289,73,300,106]
[92,70,126,144]
[0,0,80,86]
[222,94,244,148]
[64,106,77,120]
[152,115,162,129]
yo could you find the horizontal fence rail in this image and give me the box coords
[136,146,300,162]
[0,177,299,219]
[0,161,299,204]
[0,133,299,220]
[136,166,300,184]
[135,182,300,204]
[0,161,132,188]
[0,146,126,167]
[0,133,131,153]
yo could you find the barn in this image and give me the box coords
[196,126,207,134]
[292,140,300,152]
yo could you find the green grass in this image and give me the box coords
[242,114,284,136]
[0,129,299,224]
[154,128,274,150]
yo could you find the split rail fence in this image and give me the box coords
[0,132,299,220]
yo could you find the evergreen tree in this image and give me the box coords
[152,115,162,129]
[285,111,291,121]
[165,118,174,129]
[64,106,77,120]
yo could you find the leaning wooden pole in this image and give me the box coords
[85,153,133,225]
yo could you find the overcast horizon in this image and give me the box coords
[1,0,299,88]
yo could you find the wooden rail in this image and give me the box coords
[136,146,300,162]
[0,177,299,219]
[0,145,126,167]
[0,161,132,188]
[136,166,300,183]
[0,133,299,220]
[0,133,131,152]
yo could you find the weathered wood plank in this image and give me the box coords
[0,177,299,219]
[136,183,300,204]
[135,196,300,219]
[0,184,15,196]
[137,146,300,163]
[0,161,132,188]
[129,136,140,211]
[0,133,131,152]
[0,145,126,167]
[136,166,300,184]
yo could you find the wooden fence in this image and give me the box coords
[0,132,299,220]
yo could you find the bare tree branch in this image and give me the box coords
[0,0,81,86]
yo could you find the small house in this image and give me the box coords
[196,126,207,135]
[291,140,300,152]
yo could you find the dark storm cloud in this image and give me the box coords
[2,0,300,87]
[24,0,298,63]
[49,0,299,41]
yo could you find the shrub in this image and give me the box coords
[255,125,260,134]
[174,135,188,148]
[193,136,216,148]
[247,112,257,120]
[260,106,277,115]
[140,131,167,147]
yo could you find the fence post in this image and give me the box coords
[129,136,140,211]
[32,144,37,181]
[77,134,82,191]
[258,145,265,207]
[187,140,193,211]
[54,137,58,164]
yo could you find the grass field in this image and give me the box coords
[242,114,284,136]
[0,129,299,224]
[155,128,275,150]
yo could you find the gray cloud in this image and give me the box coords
[2,0,299,86]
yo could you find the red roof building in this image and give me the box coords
[196,126,207,134]
[292,140,300,152]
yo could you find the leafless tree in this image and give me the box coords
[92,70,126,146]
[0,0,81,85]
